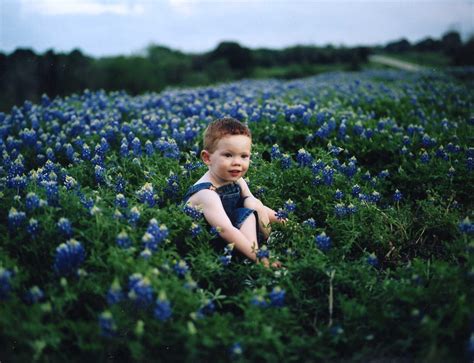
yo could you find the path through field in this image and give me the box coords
[369,55,425,71]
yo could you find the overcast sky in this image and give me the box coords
[1,0,473,57]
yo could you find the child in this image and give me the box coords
[183,117,284,268]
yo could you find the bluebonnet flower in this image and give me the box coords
[362,171,372,181]
[458,217,474,235]
[322,166,334,185]
[334,189,344,200]
[131,137,141,156]
[311,159,325,174]
[467,157,474,172]
[64,175,78,190]
[145,219,169,249]
[334,203,347,218]
[250,294,268,308]
[27,218,40,238]
[137,183,156,207]
[378,169,389,179]
[145,140,154,156]
[8,207,26,230]
[115,193,128,208]
[154,292,172,321]
[303,218,317,228]
[447,167,455,178]
[99,311,117,337]
[25,192,40,212]
[128,274,154,309]
[173,260,189,277]
[256,245,270,260]
[268,286,286,307]
[346,203,357,214]
[190,223,202,237]
[370,191,381,203]
[219,254,232,266]
[42,180,59,206]
[435,146,448,161]
[420,150,430,164]
[297,148,313,167]
[367,253,379,268]
[210,226,221,237]
[183,204,203,220]
[82,144,91,160]
[196,298,216,318]
[229,342,243,357]
[341,161,357,178]
[115,175,126,193]
[7,174,27,191]
[284,199,296,212]
[140,248,152,259]
[24,285,44,304]
[393,189,403,202]
[107,279,124,305]
[94,165,106,185]
[0,267,13,299]
[271,144,281,159]
[312,176,322,185]
[281,153,292,169]
[129,206,141,225]
[53,239,86,276]
[275,208,289,221]
[57,217,73,237]
[315,232,331,252]
[120,139,129,157]
[446,142,461,154]
[164,173,180,198]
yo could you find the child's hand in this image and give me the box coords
[260,258,282,269]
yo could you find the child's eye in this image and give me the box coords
[224,153,232,158]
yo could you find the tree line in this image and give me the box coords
[0,30,472,112]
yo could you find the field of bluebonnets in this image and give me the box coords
[1,68,473,362]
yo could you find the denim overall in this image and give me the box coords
[183,182,260,252]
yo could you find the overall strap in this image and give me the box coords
[182,182,215,203]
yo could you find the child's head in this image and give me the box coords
[203,117,252,153]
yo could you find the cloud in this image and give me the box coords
[20,0,145,16]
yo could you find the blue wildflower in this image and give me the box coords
[297,148,313,167]
[94,165,106,185]
[99,311,117,338]
[315,232,331,252]
[268,286,286,307]
[173,260,189,277]
[190,223,202,237]
[367,253,379,268]
[229,342,243,357]
[107,279,124,305]
[27,218,40,238]
[131,137,141,156]
[115,193,128,208]
[322,166,334,185]
[256,245,270,260]
[303,218,317,228]
[43,180,59,206]
[154,292,172,321]
[183,204,203,220]
[271,144,281,159]
[0,267,13,299]
[334,203,347,217]
[275,208,289,221]
[393,189,403,202]
[346,203,357,214]
[420,150,430,164]
[57,217,73,237]
[284,199,296,212]
[250,294,268,308]
[334,189,344,200]
[197,299,216,317]
[53,239,86,276]
[82,144,91,160]
[8,207,26,230]
[281,154,292,169]
[145,140,154,156]
[64,175,78,190]
[459,217,474,235]
[26,192,40,211]
[128,274,154,309]
[128,206,141,225]
[24,285,44,304]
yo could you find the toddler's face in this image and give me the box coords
[202,135,251,185]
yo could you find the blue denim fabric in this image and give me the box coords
[183,182,260,251]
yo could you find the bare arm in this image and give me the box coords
[189,189,258,261]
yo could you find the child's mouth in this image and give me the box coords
[229,170,241,177]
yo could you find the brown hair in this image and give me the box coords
[203,117,252,153]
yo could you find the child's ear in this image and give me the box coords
[201,150,211,165]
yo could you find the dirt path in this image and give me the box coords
[369,55,425,71]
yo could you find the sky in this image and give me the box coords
[1,0,473,57]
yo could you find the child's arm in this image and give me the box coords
[191,189,259,262]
